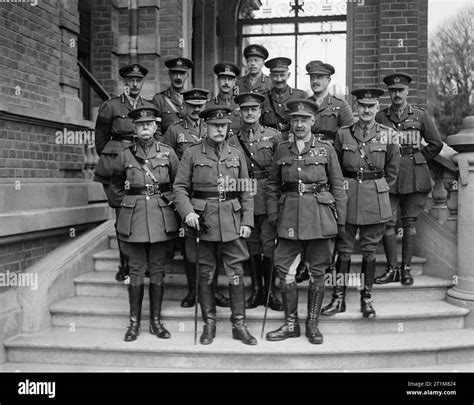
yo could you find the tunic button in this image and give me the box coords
[146,196,150,200]
[249,143,253,146]
[278,104,282,107]
[298,167,301,171]
[145,160,149,163]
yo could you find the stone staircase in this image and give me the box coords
[3,234,474,371]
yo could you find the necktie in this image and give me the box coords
[248,129,254,142]
[215,145,221,159]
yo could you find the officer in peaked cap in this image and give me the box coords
[261,57,308,137]
[375,72,442,287]
[109,106,180,342]
[206,62,242,138]
[306,60,354,144]
[231,92,283,312]
[265,97,347,345]
[94,63,154,283]
[235,44,272,95]
[119,63,149,79]
[152,56,194,136]
[162,88,209,309]
[173,103,258,346]
[324,88,399,320]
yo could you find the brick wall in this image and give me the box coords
[351,0,428,107]
[0,1,62,115]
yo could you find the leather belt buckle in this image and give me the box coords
[356,169,364,183]
[145,184,155,196]
[298,182,305,195]
[218,188,226,202]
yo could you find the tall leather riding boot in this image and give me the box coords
[306,280,325,344]
[199,283,216,345]
[375,232,400,284]
[245,255,264,309]
[212,264,231,307]
[229,277,257,345]
[360,258,376,318]
[115,238,130,282]
[266,281,300,341]
[262,257,282,311]
[124,284,144,341]
[181,255,197,308]
[401,231,415,285]
[149,283,171,339]
[321,258,350,316]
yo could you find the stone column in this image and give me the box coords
[446,116,474,327]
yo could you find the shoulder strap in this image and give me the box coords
[163,94,180,114]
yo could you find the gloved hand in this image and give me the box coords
[337,224,346,238]
[268,213,279,229]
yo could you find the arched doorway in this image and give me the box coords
[237,0,348,96]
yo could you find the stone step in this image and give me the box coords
[5,327,474,370]
[50,296,468,334]
[2,360,473,373]
[74,272,451,303]
[94,249,425,275]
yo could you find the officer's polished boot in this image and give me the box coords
[181,255,197,308]
[245,255,264,309]
[266,281,300,341]
[199,283,216,345]
[400,263,414,286]
[124,284,144,341]
[295,261,309,283]
[115,239,130,282]
[149,283,171,339]
[375,232,400,284]
[321,258,350,316]
[374,265,400,284]
[306,280,325,344]
[212,265,231,308]
[262,257,283,311]
[360,259,376,318]
[401,230,415,285]
[229,277,257,345]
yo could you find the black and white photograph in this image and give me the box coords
[0,0,473,399]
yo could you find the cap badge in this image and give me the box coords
[393,76,400,83]
[276,61,285,68]
[364,92,372,98]
[224,65,231,72]
[297,102,304,110]
[216,111,224,118]
[140,110,147,117]
[250,47,257,53]
[176,59,183,67]
[133,65,139,72]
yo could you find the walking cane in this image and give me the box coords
[261,237,278,339]
[194,228,201,345]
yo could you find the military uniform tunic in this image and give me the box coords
[261,86,308,134]
[162,115,207,160]
[152,87,185,136]
[109,141,180,285]
[235,73,272,95]
[94,94,153,185]
[173,139,254,283]
[334,122,400,258]
[205,95,242,136]
[230,123,282,257]
[308,93,355,144]
[266,135,347,281]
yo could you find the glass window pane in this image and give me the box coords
[242,23,295,36]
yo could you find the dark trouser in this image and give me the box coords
[121,240,174,286]
[103,184,129,270]
[337,223,386,262]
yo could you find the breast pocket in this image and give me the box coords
[125,163,144,185]
[224,159,241,178]
[368,144,387,168]
[193,160,214,184]
[304,155,328,181]
[151,158,171,182]
[402,121,422,146]
[320,109,339,132]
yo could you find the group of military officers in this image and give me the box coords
[94,43,443,346]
